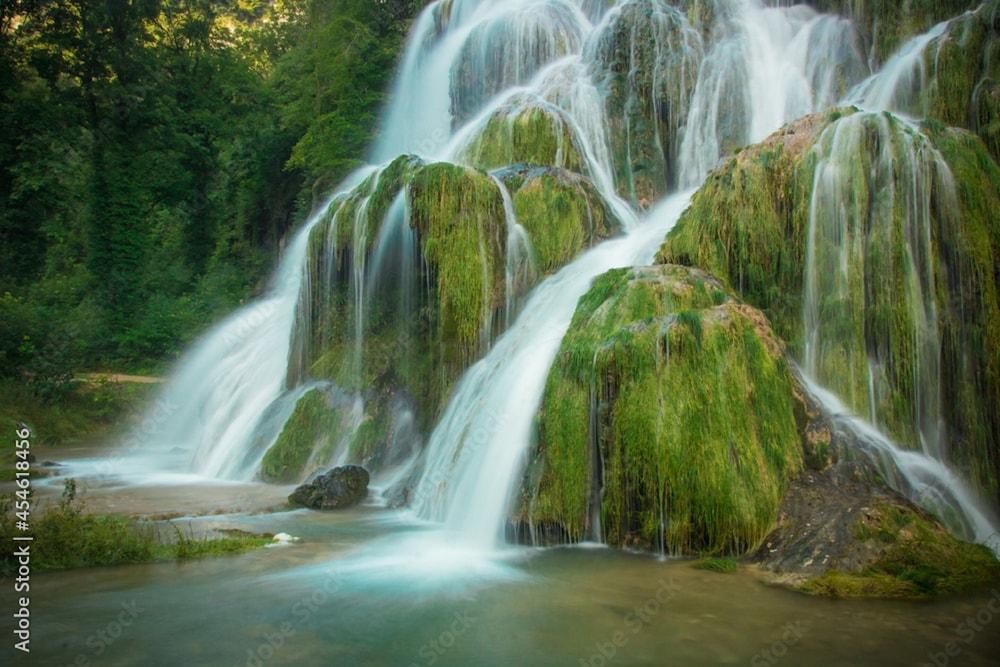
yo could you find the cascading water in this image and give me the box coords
[678,1,867,186]
[410,193,692,546]
[407,0,874,549]
[802,112,948,458]
[133,168,374,480]
[124,0,997,558]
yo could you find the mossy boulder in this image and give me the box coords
[286,155,626,479]
[660,108,1000,504]
[801,503,1000,598]
[460,103,586,173]
[514,265,804,555]
[259,388,341,483]
[588,0,702,207]
[497,165,620,273]
[753,431,1000,600]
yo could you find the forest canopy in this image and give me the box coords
[0,0,424,393]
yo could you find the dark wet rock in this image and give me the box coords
[288,465,370,510]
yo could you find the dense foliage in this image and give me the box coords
[0,0,423,397]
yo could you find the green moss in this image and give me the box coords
[461,105,585,173]
[692,557,738,573]
[524,266,803,554]
[661,108,1000,504]
[658,113,820,348]
[508,168,619,272]
[407,162,506,356]
[259,389,339,483]
[802,503,1000,598]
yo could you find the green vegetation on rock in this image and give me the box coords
[661,108,1000,504]
[518,265,803,555]
[505,167,620,272]
[802,503,1000,598]
[408,162,507,354]
[260,388,340,483]
[461,104,585,173]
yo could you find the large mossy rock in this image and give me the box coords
[497,164,620,272]
[753,418,1000,599]
[588,0,702,207]
[660,108,1000,505]
[288,465,370,509]
[281,154,622,479]
[459,103,586,174]
[513,265,804,555]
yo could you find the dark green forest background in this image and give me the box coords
[0,0,424,405]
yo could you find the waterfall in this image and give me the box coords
[410,192,691,545]
[678,2,866,186]
[407,0,868,549]
[123,0,997,556]
[133,168,375,479]
[802,112,947,459]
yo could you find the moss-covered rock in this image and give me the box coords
[658,111,823,346]
[497,165,620,273]
[259,388,341,483]
[753,430,1000,600]
[660,108,1000,504]
[587,0,702,207]
[514,265,803,555]
[407,162,507,355]
[801,503,1000,598]
[284,153,627,480]
[460,103,586,173]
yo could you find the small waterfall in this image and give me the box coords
[801,376,1000,556]
[847,18,952,114]
[135,168,375,479]
[489,174,539,326]
[678,1,866,186]
[802,112,949,459]
[410,193,692,546]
